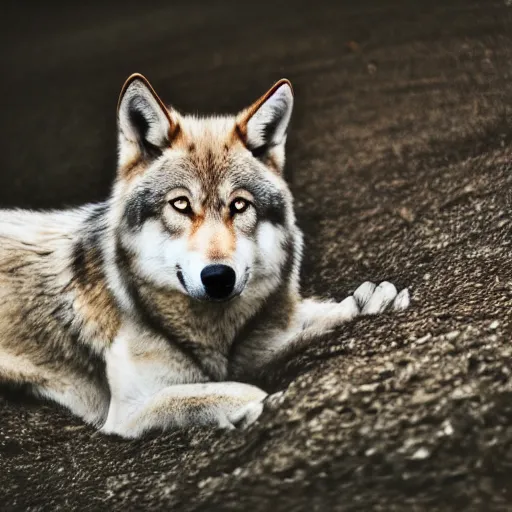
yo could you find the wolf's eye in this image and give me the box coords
[170,197,192,214]
[230,198,250,216]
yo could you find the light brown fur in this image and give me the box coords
[0,74,409,438]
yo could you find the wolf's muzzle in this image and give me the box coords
[200,264,236,300]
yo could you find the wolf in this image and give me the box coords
[0,74,410,438]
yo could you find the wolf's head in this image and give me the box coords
[110,74,301,306]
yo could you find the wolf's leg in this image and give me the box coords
[37,379,109,427]
[0,348,109,426]
[102,327,268,438]
[299,281,410,333]
[230,281,410,379]
[101,382,267,439]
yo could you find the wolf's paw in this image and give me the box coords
[264,390,285,410]
[338,295,360,321]
[227,399,265,429]
[353,281,410,315]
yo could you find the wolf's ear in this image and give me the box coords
[117,73,179,169]
[237,79,294,172]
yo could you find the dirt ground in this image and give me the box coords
[1,0,512,510]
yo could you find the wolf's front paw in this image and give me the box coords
[353,281,410,315]
[227,399,265,429]
[337,295,360,321]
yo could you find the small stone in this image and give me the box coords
[415,334,432,345]
[489,320,499,330]
[397,207,415,223]
[411,390,438,405]
[358,383,380,393]
[441,420,454,436]
[198,478,212,489]
[452,386,475,400]
[445,331,460,341]
[410,447,430,460]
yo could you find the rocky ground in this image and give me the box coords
[1,0,512,510]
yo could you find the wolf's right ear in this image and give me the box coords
[117,73,179,169]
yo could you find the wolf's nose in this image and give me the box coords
[201,264,236,299]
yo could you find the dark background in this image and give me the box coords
[4,0,504,210]
[1,1,512,510]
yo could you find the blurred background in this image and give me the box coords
[3,0,508,209]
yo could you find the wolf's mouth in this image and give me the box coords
[176,267,188,292]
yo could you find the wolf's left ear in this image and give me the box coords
[237,79,294,172]
[117,73,179,169]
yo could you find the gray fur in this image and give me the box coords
[0,75,409,438]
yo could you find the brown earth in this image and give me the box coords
[1,1,512,510]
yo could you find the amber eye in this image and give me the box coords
[170,197,192,215]
[230,198,250,216]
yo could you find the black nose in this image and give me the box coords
[200,264,236,299]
